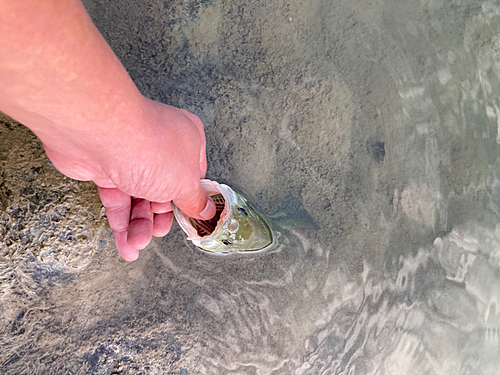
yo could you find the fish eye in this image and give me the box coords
[237,207,248,216]
[221,239,233,246]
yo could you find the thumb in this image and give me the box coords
[174,183,216,220]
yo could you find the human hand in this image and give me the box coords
[0,0,216,261]
[42,98,216,261]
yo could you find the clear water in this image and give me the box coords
[2,0,500,374]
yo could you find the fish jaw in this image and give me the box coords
[173,180,277,253]
[173,180,228,240]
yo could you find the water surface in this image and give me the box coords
[2,0,500,373]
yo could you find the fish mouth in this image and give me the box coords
[174,179,278,253]
[188,194,226,237]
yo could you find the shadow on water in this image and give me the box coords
[2,0,500,373]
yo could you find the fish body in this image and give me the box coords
[173,180,279,253]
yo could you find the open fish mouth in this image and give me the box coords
[189,194,225,237]
[173,180,277,253]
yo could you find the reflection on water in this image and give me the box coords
[3,224,500,374]
[148,224,500,374]
[2,0,500,373]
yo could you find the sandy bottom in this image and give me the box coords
[2,0,500,373]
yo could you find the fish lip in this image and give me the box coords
[173,179,234,241]
[173,179,278,253]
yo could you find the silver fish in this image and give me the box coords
[173,179,279,253]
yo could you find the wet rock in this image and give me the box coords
[0,115,106,300]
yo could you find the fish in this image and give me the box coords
[173,179,278,253]
[173,179,319,254]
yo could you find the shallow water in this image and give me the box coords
[2,0,500,373]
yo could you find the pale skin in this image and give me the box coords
[0,0,216,261]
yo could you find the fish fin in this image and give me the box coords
[269,195,320,230]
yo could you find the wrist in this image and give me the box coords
[38,91,147,143]
[23,94,151,183]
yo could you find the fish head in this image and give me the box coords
[173,180,277,253]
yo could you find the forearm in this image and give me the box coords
[0,0,145,149]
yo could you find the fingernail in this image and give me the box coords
[199,197,216,220]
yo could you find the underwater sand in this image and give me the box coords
[2,0,500,373]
